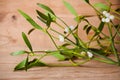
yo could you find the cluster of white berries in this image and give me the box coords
[59,26,75,42]
[102,11,115,23]
[81,51,93,58]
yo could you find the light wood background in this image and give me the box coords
[0,0,120,80]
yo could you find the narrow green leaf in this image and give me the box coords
[14,58,47,71]
[98,22,105,34]
[51,51,66,61]
[14,59,26,71]
[37,16,47,24]
[74,16,84,22]
[45,12,56,21]
[22,32,33,52]
[88,49,116,63]
[93,3,109,11]
[83,25,88,30]
[58,43,71,50]
[63,0,78,16]
[18,10,43,30]
[59,43,70,48]
[84,0,90,4]
[11,50,26,56]
[36,10,48,20]
[25,56,29,71]
[37,3,55,16]
[86,26,92,34]
[46,13,52,27]
[95,22,105,36]
[28,59,47,68]
[61,50,74,59]
[115,8,120,13]
[28,28,35,35]
[36,10,53,27]
[89,48,106,55]
[94,58,116,65]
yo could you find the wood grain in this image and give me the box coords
[0,51,120,80]
[0,0,120,80]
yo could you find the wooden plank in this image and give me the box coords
[0,51,120,80]
[0,0,120,80]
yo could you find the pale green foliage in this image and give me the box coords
[12,0,120,71]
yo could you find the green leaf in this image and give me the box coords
[25,56,29,71]
[115,8,120,13]
[74,16,84,22]
[14,58,47,71]
[51,51,66,61]
[18,10,43,30]
[28,59,47,68]
[83,25,88,30]
[97,22,105,34]
[37,16,47,24]
[46,13,52,27]
[84,0,89,4]
[86,26,92,34]
[22,32,33,52]
[59,43,70,49]
[36,10,53,27]
[94,58,116,65]
[87,49,116,63]
[36,10,48,20]
[93,3,109,11]
[11,50,26,56]
[37,3,55,16]
[89,48,106,55]
[28,28,35,35]
[94,22,105,36]
[14,59,27,71]
[61,50,74,59]
[45,11,56,21]
[63,0,78,16]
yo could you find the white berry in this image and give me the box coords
[102,18,106,22]
[103,11,108,15]
[59,35,64,42]
[109,15,114,20]
[87,51,93,58]
[105,18,110,23]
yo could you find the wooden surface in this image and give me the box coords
[0,0,120,80]
[0,51,120,80]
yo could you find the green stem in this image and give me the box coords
[69,59,90,66]
[57,16,80,41]
[47,59,89,67]
[108,23,120,65]
[38,53,49,60]
[88,3,102,17]
[85,19,108,38]
[57,16,69,27]
[50,28,76,45]
[113,24,120,37]
[47,63,78,67]
[111,9,120,16]
[93,58,117,65]
[83,48,117,64]
[54,21,64,29]
[46,30,59,49]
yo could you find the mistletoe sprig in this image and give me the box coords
[11,0,120,71]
